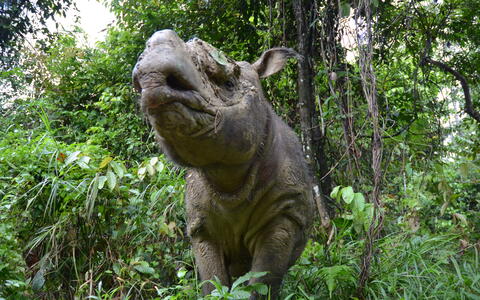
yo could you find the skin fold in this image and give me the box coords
[133,29,314,299]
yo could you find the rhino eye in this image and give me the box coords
[224,80,234,90]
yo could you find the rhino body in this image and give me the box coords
[133,30,314,299]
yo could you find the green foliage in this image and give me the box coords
[331,186,374,234]
[0,0,75,69]
[0,210,29,299]
[18,28,151,160]
[0,112,189,298]
[1,0,479,299]
[200,272,269,300]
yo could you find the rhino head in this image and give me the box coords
[132,29,297,175]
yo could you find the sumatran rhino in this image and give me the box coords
[132,29,314,299]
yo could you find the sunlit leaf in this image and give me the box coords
[146,164,155,176]
[231,271,267,291]
[110,161,125,178]
[156,161,165,173]
[77,156,91,169]
[210,49,228,66]
[64,151,81,166]
[99,156,113,169]
[134,262,155,274]
[107,170,116,191]
[177,268,187,279]
[150,156,158,166]
[98,175,107,190]
[341,186,354,204]
[138,167,146,180]
[352,193,365,212]
[330,185,341,200]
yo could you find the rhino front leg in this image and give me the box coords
[248,217,304,300]
[192,237,230,295]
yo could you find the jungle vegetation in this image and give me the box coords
[0,0,479,299]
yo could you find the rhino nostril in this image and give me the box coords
[166,74,191,91]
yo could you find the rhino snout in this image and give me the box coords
[133,30,202,101]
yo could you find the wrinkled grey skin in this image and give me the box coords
[133,30,314,299]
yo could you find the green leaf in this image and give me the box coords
[31,268,45,291]
[231,271,267,291]
[319,265,355,298]
[99,156,112,168]
[250,283,268,295]
[230,290,251,298]
[107,170,116,191]
[341,186,354,204]
[353,217,364,233]
[150,156,158,166]
[209,49,229,66]
[113,263,121,275]
[156,161,164,173]
[138,167,146,180]
[325,275,336,297]
[364,203,374,230]
[64,151,81,166]
[352,193,365,212]
[202,276,226,295]
[177,268,187,279]
[98,175,107,190]
[330,185,341,200]
[86,174,100,219]
[134,262,155,275]
[110,161,124,178]
[146,164,155,176]
[150,188,162,203]
[77,156,91,169]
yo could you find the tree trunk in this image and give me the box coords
[319,0,361,183]
[293,0,332,224]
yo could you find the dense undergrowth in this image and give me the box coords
[1,98,478,299]
[1,0,480,299]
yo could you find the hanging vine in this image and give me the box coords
[354,0,385,296]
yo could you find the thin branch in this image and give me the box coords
[424,57,480,123]
[359,117,416,140]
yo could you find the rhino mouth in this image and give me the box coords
[144,93,216,122]
[141,76,221,137]
[141,72,212,113]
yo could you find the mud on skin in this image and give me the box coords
[133,29,314,299]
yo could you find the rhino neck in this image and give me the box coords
[200,108,275,195]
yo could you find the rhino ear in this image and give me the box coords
[252,48,299,78]
[132,65,142,93]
